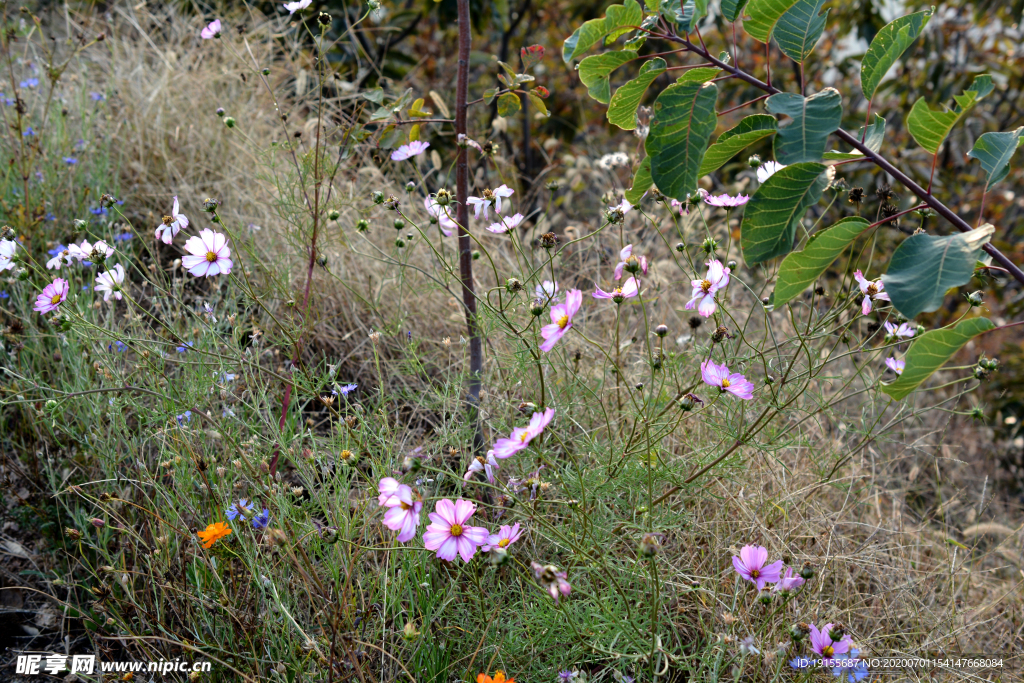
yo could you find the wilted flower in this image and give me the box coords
[423,499,489,562]
[155,197,189,244]
[531,561,571,602]
[390,141,430,161]
[483,523,522,552]
[200,19,221,39]
[704,193,750,208]
[756,160,786,183]
[731,544,783,590]
[464,450,500,483]
[94,264,126,301]
[492,184,515,213]
[377,478,423,543]
[613,244,634,280]
[686,259,731,317]
[182,229,233,277]
[884,357,905,375]
[492,407,555,459]
[774,567,805,595]
[34,278,69,314]
[701,360,755,400]
[854,270,889,315]
[739,636,760,655]
[68,239,113,262]
[540,289,582,352]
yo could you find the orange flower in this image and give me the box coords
[197,521,232,549]
[477,672,513,683]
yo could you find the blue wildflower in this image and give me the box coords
[831,649,868,682]
[177,341,194,353]
[113,232,133,242]
[108,341,127,353]
[252,508,270,530]
[90,206,107,215]
[4,98,15,106]
[48,244,67,257]
[45,213,55,221]
[63,156,78,165]
[558,672,578,682]
[22,127,34,136]
[90,92,105,101]
[333,383,358,396]
[20,78,39,88]
[175,410,192,426]
[0,291,8,299]
[226,499,254,521]
[218,372,236,383]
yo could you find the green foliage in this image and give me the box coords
[773,217,869,307]
[561,0,644,63]
[822,113,885,161]
[578,50,638,104]
[721,0,750,22]
[743,0,801,44]
[774,0,829,64]
[497,92,521,116]
[698,114,778,176]
[645,80,718,201]
[607,58,667,129]
[765,88,843,164]
[907,75,993,154]
[967,128,1024,191]
[740,162,829,263]
[882,224,995,319]
[860,9,932,100]
[625,156,653,204]
[881,317,995,400]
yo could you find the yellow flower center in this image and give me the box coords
[701,279,712,293]
[721,378,731,388]
[400,501,412,511]
[866,284,878,296]
[557,314,569,329]
[498,538,510,548]
[750,568,758,578]
[50,293,62,304]
[162,215,174,225]
[450,524,463,537]
[822,646,834,657]
[206,251,218,263]
[519,431,530,443]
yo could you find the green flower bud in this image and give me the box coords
[328,209,340,221]
[393,218,405,230]
[224,116,236,128]
[748,154,762,168]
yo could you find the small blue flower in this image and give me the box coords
[90,206,107,215]
[177,341,194,353]
[108,341,127,353]
[0,291,8,299]
[45,213,55,221]
[333,383,358,396]
[63,156,78,165]
[252,508,270,530]
[22,127,34,136]
[20,78,39,88]
[226,499,254,521]
[113,232,133,242]
[219,372,236,383]
[48,244,67,257]
[90,92,105,101]
[557,672,578,682]
[4,98,15,106]
[175,410,192,426]
[75,138,87,150]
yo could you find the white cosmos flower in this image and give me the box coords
[0,239,17,271]
[182,229,233,277]
[155,196,189,245]
[94,263,126,301]
[756,161,786,183]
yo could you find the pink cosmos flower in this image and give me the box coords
[69,239,114,262]
[701,360,755,400]
[854,270,890,315]
[283,0,312,14]
[464,450,500,483]
[155,196,189,244]
[885,357,905,375]
[0,238,16,271]
[201,19,221,39]
[613,245,633,280]
[492,184,514,214]
[34,278,69,314]
[492,407,555,459]
[531,562,571,602]
[422,499,489,562]
[424,195,456,236]
[756,161,786,183]
[390,141,430,161]
[809,623,854,659]
[487,213,524,234]
[377,478,422,543]
[884,321,915,339]
[704,193,750,208]
[731,544,783,590]
[773,567,805,594]
[182,229,233,277]
[94,264,126,301]
[610,197,633,215]
[593,276,640,302]
[686,259,730,318]
[540,289,582,353]
[535,280,559,303]
[483,523,522,552]
[466,195,491,219]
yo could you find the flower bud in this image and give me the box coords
[727,260,737,270]
[970,406,985,420]
[639,533,661,557]
[530,300,544,317]
[216,107,225,117]
[472,250,481,260]
[490,546,511,566]
[966,291,984,307]
[748,154,762,167]
[651,351,664,370]
[0,225,14,240]
[328,209,340,221]
[395,238,405,248]
[757,590,773,605]
[91,518,105,528]
[546,180,560,191]
[318,11,332,24]
[982,357,999,371]
[356,219,369,232]
[203,198,219,212]
[540,232,559,249]
[702,237,718,255]
[402,621,420,641]
[675,242,685,253]
[799,561,815,580]
[73,219,87,229]
[224,116,236,128]
[393,218,405,230]
[973,366,988,380]
[405,181,415,192]
[64,527,82,541]
[372,191,385,205]
[790,623,810,641]
[655,324,668,338]
[679,396,695,412]
[434,188,453,206]
[505,277,523,293]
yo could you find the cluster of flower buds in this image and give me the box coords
[974,356,999,380]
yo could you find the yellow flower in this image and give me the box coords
[197,521,232,549]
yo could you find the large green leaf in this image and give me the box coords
[907,76,993,154]
[774,0,828,64]
[822,113,885,161]
[675,66,720,84]
[608,58,667,130]
[625,156,653,204]
[744,0,801,44]
[562,0,644,63]
[645,80,719,202]
[740,162,828,264]
[677,0,708,33]
[578,51,638,104]
[698,114,778,176]
[721,0,749,22]
[497,92,521,117]
[881,317,995,400]
[765,88,842,164]
[860,9,931,100]
[773,217,869,307]
[967,128,1024,191]
[881,224,995,319]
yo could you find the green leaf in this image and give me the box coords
[578,51,638,104]
[675,66,720,84]
[721,0,749,22]
[562,0,644,63]
[740,162,828,264]
[907,76,992,154]
[744,0,801,44]
[608,58,667,130]
[860,9,931,100]
[645,81,719,202]
[881,317,995,400]
[967,128,1024,191]
[882,224,994,319]
[497,92,522,117]
[765,88,843,164]
[677,0,708,33]
[822,113,885,161]
[774,0,829,64]
[774,217,869,307]
[625,156,653,204]
[528,91,550,117]
[698,114,778,176]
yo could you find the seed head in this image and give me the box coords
[539,232,559,249]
